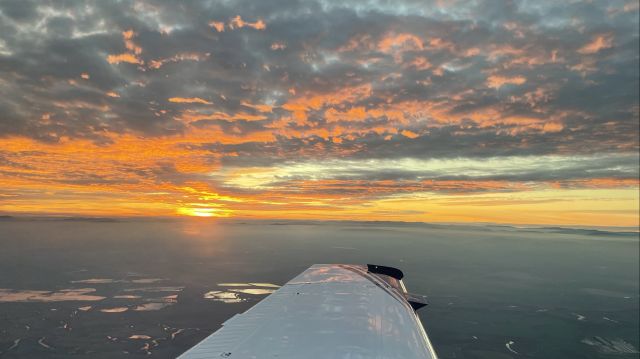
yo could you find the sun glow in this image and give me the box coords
[177,207,232,217]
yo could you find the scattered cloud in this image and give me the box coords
[229,15,266,30]
[486,75,527,89]
[0,0,637,224]
[107,29,144,64]
[106,53,143,65]
[209,21,225,32]
[578,34,614,54]
[168,97,213,105]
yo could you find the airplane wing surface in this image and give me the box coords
[178,264,437,358]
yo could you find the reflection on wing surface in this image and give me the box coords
[179,264,437,359]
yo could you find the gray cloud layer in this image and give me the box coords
[0,0,638,166]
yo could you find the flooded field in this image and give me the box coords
[0,218,638,358]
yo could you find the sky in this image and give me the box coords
[0,0,638,226]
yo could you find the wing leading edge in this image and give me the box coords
[179,264,437,358]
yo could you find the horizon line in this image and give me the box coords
[1,213,638,233]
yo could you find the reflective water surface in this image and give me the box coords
[0,218,638,358]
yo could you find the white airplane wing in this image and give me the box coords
[178,264,437,359]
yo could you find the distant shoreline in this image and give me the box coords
[0,214,637,235]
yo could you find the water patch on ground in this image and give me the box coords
[572,313,587,321]
[129,335,152,340]
[204,291,244,303]
[113,295,142,299]
[100,307,129,313]
[37,337,53,349]
[230,288,276,295]
[7,338,21,351]
[505,340,519,354]
[204,282,279,303]
[71,278,165,284]
[123,286,184,293]
[133,302,173,311]
[71,278,119,284]
[0,288,105,302]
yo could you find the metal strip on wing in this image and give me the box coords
[336,264,413,310]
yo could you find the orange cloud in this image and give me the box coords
[0,131,637,227]
[229,16,266,30]
[486,75,527,88]
[570,57,598,76]
[240,101,273,113]
[377,32,425,63]
[107,29,144,65]
[179,110,269,122]
[281,83,372,124]
[401,130,419,138]
[408,57,432,70]
[551,178,639,189]
[426,37,456,52]
[578,34,614,54]
[324,106,368,123]
[122,30,142,54]
[378,33,424,53]
[107,53,143,65]
[0,127,272,218]
[337,34,376,53]
[208,21,225,32]
[542,122,564,133]
[168,97,213,105]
